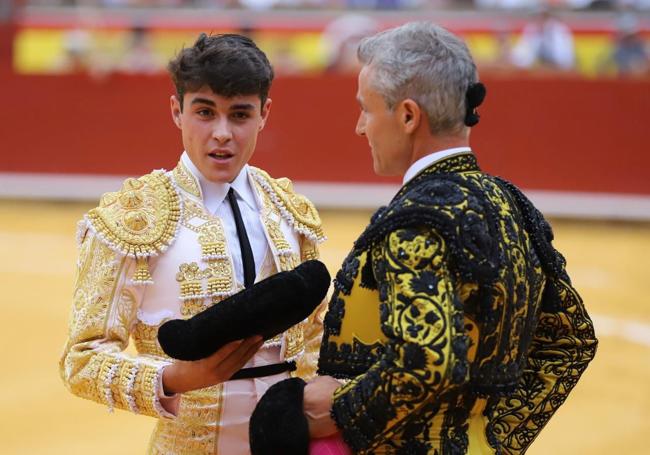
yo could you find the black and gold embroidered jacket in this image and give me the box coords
[318,153,598,455]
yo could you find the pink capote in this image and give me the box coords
[309,434,352,455]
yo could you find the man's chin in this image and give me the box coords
[203,163,246,184]
[205,170,236,184]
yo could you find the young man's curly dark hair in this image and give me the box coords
[168,33,274,110]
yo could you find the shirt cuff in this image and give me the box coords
[157,366,180,417]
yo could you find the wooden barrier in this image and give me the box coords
[1,71,649,195]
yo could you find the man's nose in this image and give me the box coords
[355,114,365,137]
[212,119,233,143]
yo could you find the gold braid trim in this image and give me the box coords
[250,167,325,244]
[84,170,182,259]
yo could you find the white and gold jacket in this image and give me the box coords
[59,158,326,454]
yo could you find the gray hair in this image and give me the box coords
[357,22,478,135]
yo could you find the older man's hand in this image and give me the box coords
[303,375,342,438]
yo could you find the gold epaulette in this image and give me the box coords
[250,167,325,244]
[81,169,182,284]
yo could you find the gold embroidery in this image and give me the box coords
[176,259,236,314]
[71,237,123,341]
[206,259,234,296]
[262,207,292,255]
[149,385,224,454]
[301,242,319,261]
[85,170,181,258]
[176,262,209,300]
[132,320,168,358]
[180,298,207,318]
[279,253,300,271]
[285,324,305,360]
[198,220,228,260]
[118,189,144,209]
[172,159,201,198]
[181,199,210,233]
[133,257,153,284]
[123,210,149,234]
[113,289,137,343]
[250,167,325,243]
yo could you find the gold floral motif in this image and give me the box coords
[176,262,209,299]
[172,159,201,198]
[176,259,235,302]
[176,262,206,282]
[85,170,181,258]
[204,259,234,297]
[198,220,228,259]
[180,298,208,318]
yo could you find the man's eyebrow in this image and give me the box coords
[190,97,216,107]
[230,103,256,111]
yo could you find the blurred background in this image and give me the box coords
[0,0,649,453]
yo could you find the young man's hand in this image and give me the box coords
[303,375,342,438]
[162,336,263,394]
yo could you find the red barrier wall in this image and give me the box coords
[1,72,649,194]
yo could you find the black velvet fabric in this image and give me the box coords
[249,377,309,455]
[158,260,331,361]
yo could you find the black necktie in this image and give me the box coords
[227,187,256,288]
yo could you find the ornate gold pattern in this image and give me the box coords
[61,233,169,420]
[63,162,328,454]
[181,199,211,233]
[262,210,292,255]
[149,385,225,454]
[206,260,234,295]
[85,170,181,258]
[198,220,229,260]
[176,262,209,300]
[132,320,167,358]
[172,159,202,198]
[133,257,153,284]
[250,167,325,243]
[320,154,597,454]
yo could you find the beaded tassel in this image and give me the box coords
[133,256,154,284]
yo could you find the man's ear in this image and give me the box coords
[399,99,421,134]
[170,95,182,129]
[259,98,272,131]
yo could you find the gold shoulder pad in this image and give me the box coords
[84,170,181,258]
[250,167,325,243]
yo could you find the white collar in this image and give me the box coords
[402,147,473,185]
[181,152,258,212]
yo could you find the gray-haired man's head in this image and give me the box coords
[357,22,478,135]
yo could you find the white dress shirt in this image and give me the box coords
[402,147,473,185]
[182,153,268,283]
